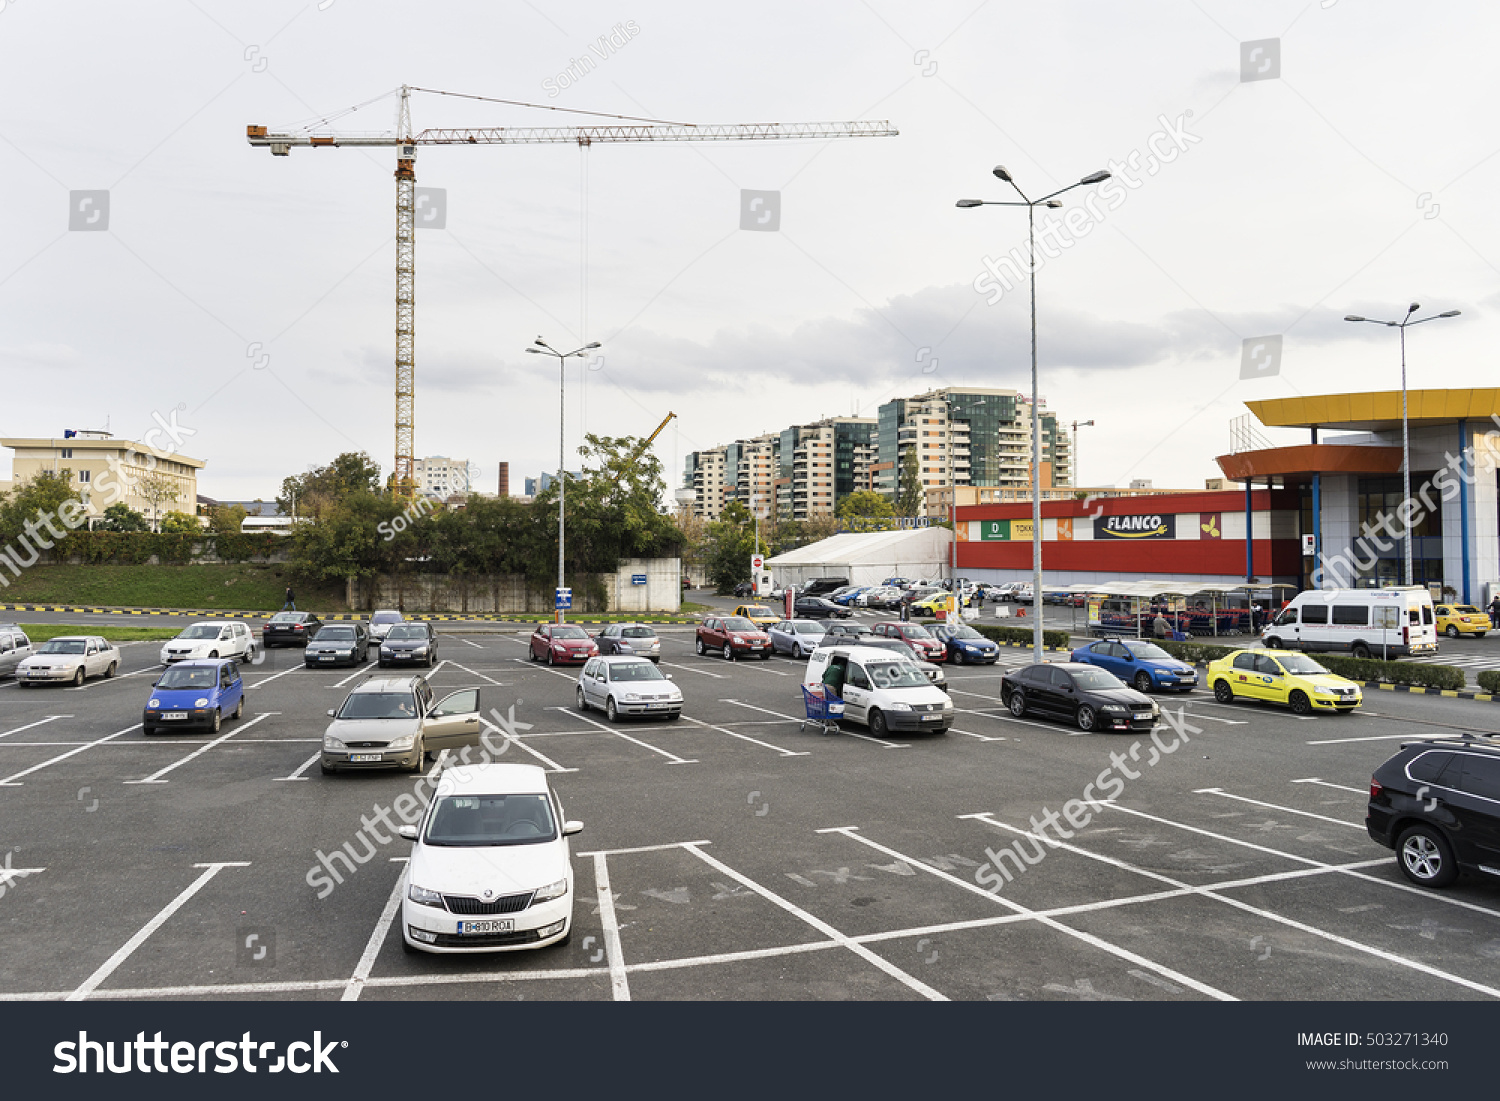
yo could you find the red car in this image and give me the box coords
[871,621,946,662]
[696,615,771,660]
[529,623,598,665]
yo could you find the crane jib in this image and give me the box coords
[247,122,898,149]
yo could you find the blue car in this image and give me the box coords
[830,587,870,606]
[1070,638,1197,694]
[142,658,246,735]
[929,623,1000,665]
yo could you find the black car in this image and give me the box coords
[794,596,851,619]
[999,662,1159,733]
[303,622,371,667]
[262,611,322,648]
[733,581,754,597]
[377,622,439,668]
[799,577,851,597]
[1367,736,1500,889]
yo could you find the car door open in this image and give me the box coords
[423,687,482,751]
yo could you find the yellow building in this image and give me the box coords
[1,431,204,526]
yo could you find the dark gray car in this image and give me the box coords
[304,622,371,667]
[378,622,439,668]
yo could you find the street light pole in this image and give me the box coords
[1070,419,1095,487]
[1343,305,1460,587]
[526,337,601,621]
[958,165,1110,663]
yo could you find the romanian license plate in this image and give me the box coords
[320,655,336,662]
[395,652,413,659]
[647,702,670,710]
[921,713,941,721]
[162,712,188,720]
[459,920,514,935]
[348,752,382,763]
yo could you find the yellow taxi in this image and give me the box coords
[1206,648,1361,715]
[910,592,957,617]
[1434,604,1490,639]
[732,604,780,628]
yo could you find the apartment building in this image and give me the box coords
[2,431,204,525]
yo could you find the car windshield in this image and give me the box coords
[608,662,664,682]
[179,625,222,640]
[318,627,356,641]
[157,667,217,689]
[862,640,910,655]
[372,612,403,624]
[1277,654,1330,675]
[865,661,932,689]
[792,621,823,634]
[900,624,934,639]
[337,692,418,719]
[386,625,427,640]
[37,639,87,654]
[551,626,588,640]
[621,627,656,638]
[742,606,771,616]
[270,612,302,623]
[424,794,557,846]
[1455,605,1483,615]
[1122,641,1173,661]
[947,626,983,640]
[724,617,756,632]
[1072,668,1128,691]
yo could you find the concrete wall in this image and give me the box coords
[348,558,682,614]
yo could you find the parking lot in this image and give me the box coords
[3,624,1500,1003]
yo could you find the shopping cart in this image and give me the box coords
[799,683,846,735]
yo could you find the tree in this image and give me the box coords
[0,470,83,546]
[837,489,897,533]
[158,510,199,534]
[206,503,248,534]
[896,448,923,518]
[137,469,182,530]
[700,499,765,593]
[97,502,149,532]
[277,451,383,519]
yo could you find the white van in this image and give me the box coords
[803,645,955,737]
[1261,588,1437,658]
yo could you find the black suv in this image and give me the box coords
[1367,736,1500,889]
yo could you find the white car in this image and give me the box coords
[369,609,405,642]
[160,620,256,664]
[17,635,121,686]
[398,763,582,953]
[575,655,683,721]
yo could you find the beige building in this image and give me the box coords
[2,431,204,526]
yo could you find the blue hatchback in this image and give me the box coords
[1070,638,1197,693]
[143,658,246,735]
[929,623,1000,665]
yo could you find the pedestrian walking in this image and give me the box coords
[1153,613,1171,639]
[283,586,296,611]
[1490,594,1500,629]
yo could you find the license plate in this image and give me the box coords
[395,653,413,659]
[459,920,514,935]
[163,712,187,720]
[320,655,336,662]
[348,752,382,762]
[648,702,671,710]
[921,713,941,721]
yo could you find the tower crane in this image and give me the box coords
[247,86,898,499]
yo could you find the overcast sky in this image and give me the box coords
[3,1,1497,503]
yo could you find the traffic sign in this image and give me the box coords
[630,574,647,586]
[555,587,573,610]
[751,554,764,572]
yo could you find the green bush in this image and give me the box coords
[1479,670,1500,696]
[973,625,1070,651]
[1315,655,1466,690]
[1154,640,1236,665]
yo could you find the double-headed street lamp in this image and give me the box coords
[525,337,601,621]
[1343,305,1460,587]
[958,165,1110,662]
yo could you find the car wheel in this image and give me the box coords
[1397,824,1458,888]
[1352,643,1372,659]
[233,696,244,719]
[1446,625,1460,638]
[869,709,888,737]
[401,931,420,954]
[1263,637,1283,651]
[760,652,770,661]
[320,762,335,775]
[1213,679,1235,704]
[72,666,85,687]
[695,638,705,656]
[1288,690,1312,716]
[142,725,155,736]
[575,685,588,711]
[723,644,734,661]
[1076,705,1098,732]
[209,651,218,659]
[1133,671,1152,693]
[606,697,619,723]
[556,923,572,947]
[407,739,425,773]
[1008,691,1027,718]
[210,708,221,734]
[548,650,557,666]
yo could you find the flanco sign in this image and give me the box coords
[1094,513,1175,540]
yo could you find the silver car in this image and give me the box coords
[322,675,481,775]
[369,609,405,642]
[767,619,828,658]
[0,625,33,679]
[16,635,120,686]
[575,656,682,722]
[593,623,662,663]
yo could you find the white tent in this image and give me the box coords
[766,528,954,587]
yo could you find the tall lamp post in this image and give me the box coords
[1343,305,1460,587]
[1069,419,1095,487]
[525,337,601,621]
[958,165,1110,662]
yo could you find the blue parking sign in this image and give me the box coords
[555,587,573,610]
[631,574,647,586]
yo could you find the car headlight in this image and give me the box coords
[381,644,393,652]
[532,878,568,904]
[1151,703,1161,717]
[338,649,353,656]
[407,883,443,907]
[623,693,641,701]
[194,698,209,707]
[324,735,346,750]
[412,647,428,656]
[386,735,415,751]
[942,700,954,710]
[1101,704,1127,713]
[1314,686,1334,696]
[887,702,913,712]
[148,699,160,708]
[553,643,567,651]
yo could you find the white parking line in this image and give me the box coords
[0,723,140,785]
[342,869,407,1001]
[680,842,946,1001]
[0,864,45,890]
[331,666,373,688]
[1291,777,1369,794]
[593,853,630,1001]
[1193,787,1364,828]
[659,661,727,680]
[552,707,697,765]
[124,713,276,785]
[0,715,70,739]
[718,698,909,748]
[511,658,583,682]
[274,751,322,782]
[973,811,1500,1001]
[244,664,313,691]
[827,825,1235,1001]
[681,714,810,758]
[1305,731,1420,745]
[951,728,1005,742]
[479,717,576,773]
[954,706,1082,737]
[458,637,484,649]
[447,661,506,686]
[66,862,250,1001]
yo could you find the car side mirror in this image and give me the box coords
[665,673,674,680]
[326,709,336,717]
[562,820,584,836]
[397,825,419,841]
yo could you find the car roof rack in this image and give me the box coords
[1400,731,1500,750]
